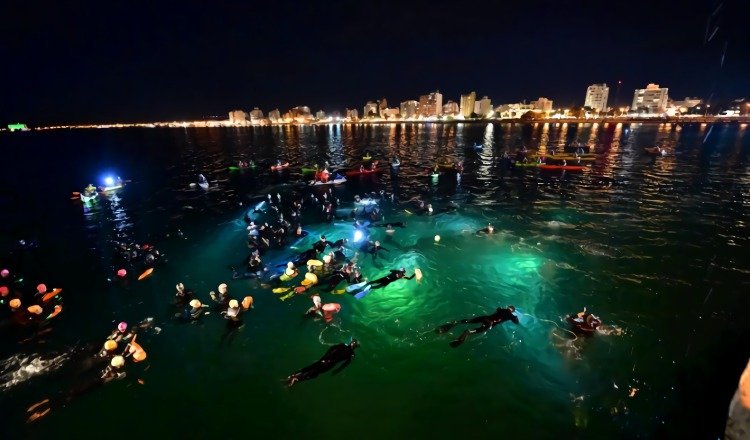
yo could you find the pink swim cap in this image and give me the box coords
[116,269,127,278]
[36,284,47,294]
[0,269,9,278]
[118,322,128,332]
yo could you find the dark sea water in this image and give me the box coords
[1,122,749,438]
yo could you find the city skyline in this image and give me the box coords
[3,1,747,125]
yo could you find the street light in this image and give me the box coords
[705,104,711,117]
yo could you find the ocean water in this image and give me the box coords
[0,121,749,438]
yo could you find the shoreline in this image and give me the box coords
[12,115,750,132]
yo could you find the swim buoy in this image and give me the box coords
[414,268,423,282]
[42,288,62,302]
[306,259,323,267]
[241,296,253,310]
[138,268,154,281]
[321,303,341,322]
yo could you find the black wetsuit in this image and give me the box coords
[286,343,358,385]
[368,270,413,289]
[438,307,519,347]
[320,271,347,290]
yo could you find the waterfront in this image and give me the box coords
[1,122,749,438]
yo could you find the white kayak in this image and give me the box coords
[310,177,346,186]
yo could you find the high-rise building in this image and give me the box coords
[418,91,443,117]
[268,109,281,122]
[443,100,459,116]
[477,96,492,117]
[249,107,264,122]
[346,108,359,120]
[363,101,379,118]
[584,84,610,112]
[229,110,246,123]
[315,110,326,120]
[400,100,419,119]
[632,83,669,114]
[378,98,388,117]
[382,108,399,119]
[531,97,553,113]
[460,92,476,118]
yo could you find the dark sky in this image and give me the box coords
[1,0,747,125]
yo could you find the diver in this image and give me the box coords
[285,340,359,387]
[174,282,193,305]
[27,356,128,423]
[436,306,519,347]
[362,268,415,290]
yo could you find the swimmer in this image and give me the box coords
[174,282,193,305]
[436,306,519,347]
[179,299,208,321]
[312,235,328,253]
[285,340,359,387]
[362,268,414,290]
[567,307,602,334]
[222,299,242,322]
[305,294,323,316]
[477,223,495,234]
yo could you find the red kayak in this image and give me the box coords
[538,165,586,171]
[271,162,290,171]
[345,169,381,177]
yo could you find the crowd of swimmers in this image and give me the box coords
[2,153,608,424]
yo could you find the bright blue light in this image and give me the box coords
[353,230,364,242]
[104,176,115,186]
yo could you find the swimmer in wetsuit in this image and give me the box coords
[364,268,414,290]
[285,340,359,387]
[436,306,519,347]
[476,223,495,234]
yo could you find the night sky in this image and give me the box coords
[2,0,747,125]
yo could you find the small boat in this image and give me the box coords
[271,162,290,171]
[644,147,666,156]
[345,168,381,177]
[309,177,347,186]
[538,165,586,171]
[362,155,373,161]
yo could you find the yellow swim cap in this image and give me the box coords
[189,299,201,308]
[229,299,239,308]
[104,340,118,351]
[111,356,125,368]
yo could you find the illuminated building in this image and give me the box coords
[443,100,459,116]
[584,83,609,112]
[363,101,378,118]
[476,96,492,117]
[315,110,326,120]
[460,92,476,118]
[531,97,553,113]
[418,91,443,117]
[228,110,246,123]
[268,109,281,122]
[632,83,669,114]
[346,108,359,120]
[382,108,399,119]
[249,107,264,123]
[399,100,419,119]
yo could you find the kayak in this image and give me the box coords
[309,177,347,186]
[514,162,541,168]
[271,162,290,171]
[539,165,586,171]
[345,169,381,177]
[532,155,595,162]
[228,166,254,171]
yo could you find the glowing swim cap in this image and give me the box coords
[229,299,239,309]
[27,305,43,315]
[287,262,294,268]
[0,269,9,277]
[118,322,128,332]
[117,269,127,278]
[218,283,228,294]
[104,340,118,351]
[0,286,8,296]
[9,298,20,309]
[241,296,253,310]
[111,356,125,368]
[36,284,47,294]
[189,299,202,308]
